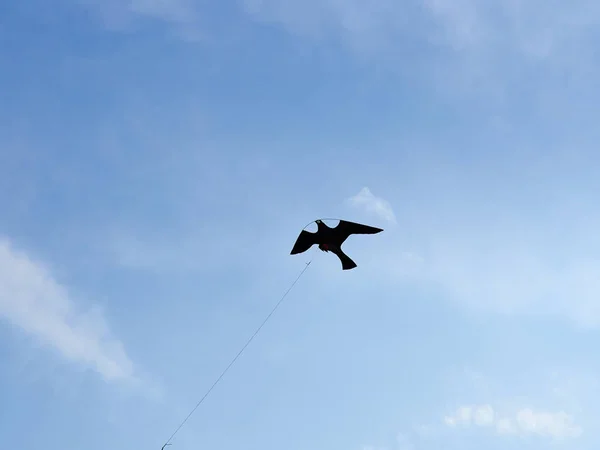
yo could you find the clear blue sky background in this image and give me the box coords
[1,1,600,449]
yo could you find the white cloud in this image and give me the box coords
[495,417,514,434]
[443,404,582,439]
[444,404,477,426]
[473,404,495,426]
[514,408,582,439]
[0,238,135,383]
[346,187,396,224]
[443,405,484,427]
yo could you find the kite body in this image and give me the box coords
[290,219,383,270]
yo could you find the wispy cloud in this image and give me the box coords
[404,228,600,327]
[75,0,202,37]
[346,187,396,224]
[241,0,600,100]
[421,0,600,56]
[242,0,600,58]
[444,404,583,439]
[242,0,410,47]
[0,237,135,383]
[71,0,600,77]
[71,0,600,100]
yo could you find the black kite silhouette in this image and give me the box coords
[290,219,383,270]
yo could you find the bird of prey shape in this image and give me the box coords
[290,219,383,270]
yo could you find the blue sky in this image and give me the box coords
[1,0,600,449]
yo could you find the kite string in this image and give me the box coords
[161,258,314,448]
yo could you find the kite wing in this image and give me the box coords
[333,220,383,242]
[290,229,318,255]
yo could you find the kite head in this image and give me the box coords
[315,219,327,230]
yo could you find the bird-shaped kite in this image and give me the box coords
[290,219,383,270]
